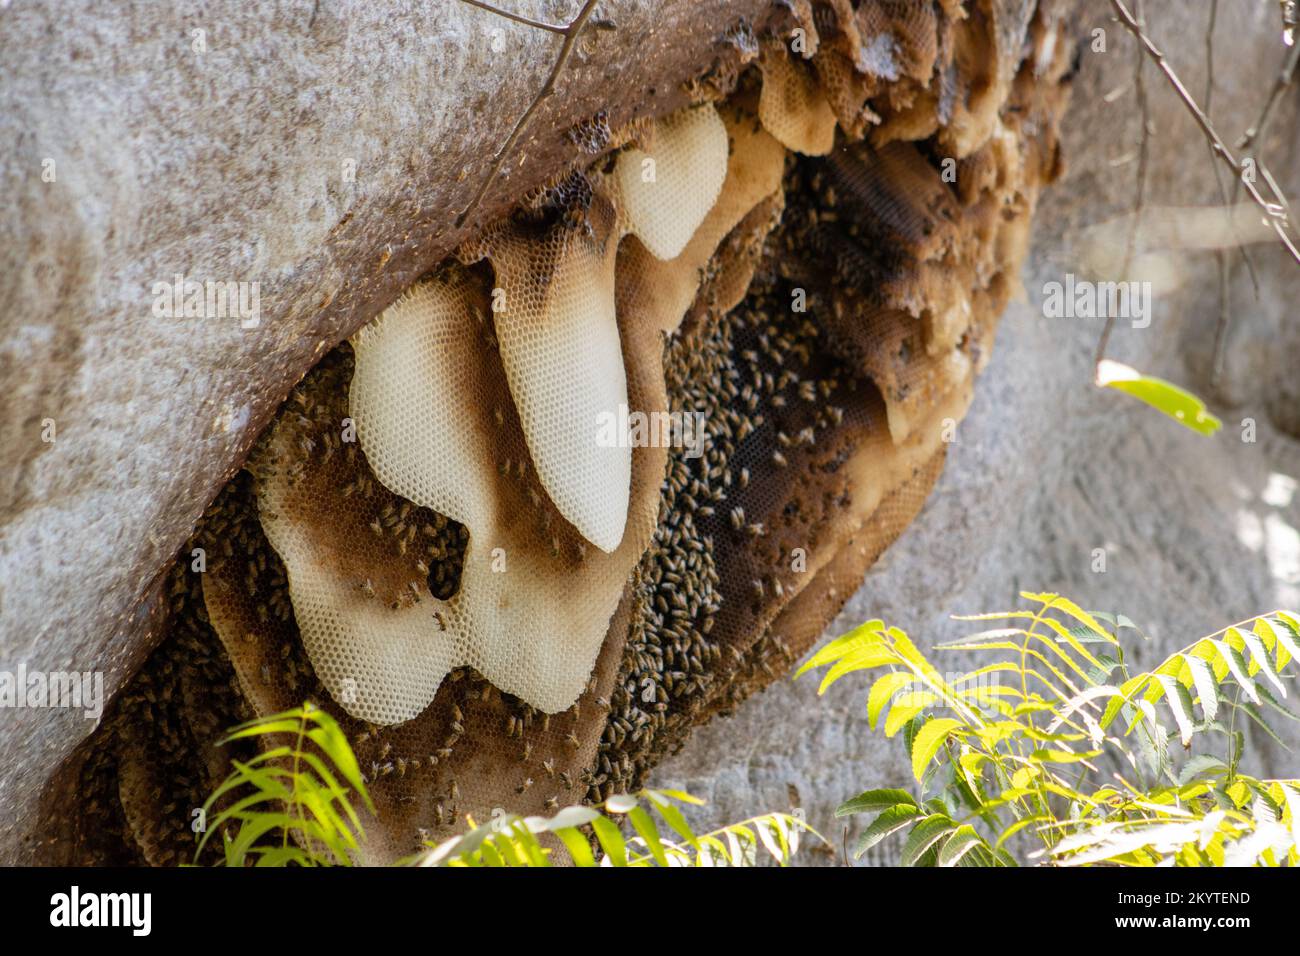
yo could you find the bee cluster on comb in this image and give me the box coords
[62,0,1075,865]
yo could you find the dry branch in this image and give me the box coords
[1109,0,1300,265]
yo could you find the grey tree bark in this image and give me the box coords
[652,0,1300,863]
[0,0,774,863]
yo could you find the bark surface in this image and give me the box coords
[0,0,774,862]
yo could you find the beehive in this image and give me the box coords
[72,0,1075,865]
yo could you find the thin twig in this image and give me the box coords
[1261,161,1296,226]
[458,0,568,34]
[1228,41,1293,277]
[1237,40,1300,150]
[454,0,604,229]
[1109,0,1300,267]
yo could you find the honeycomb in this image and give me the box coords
[65,0,1075,865]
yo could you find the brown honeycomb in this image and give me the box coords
[65,0,1075,865]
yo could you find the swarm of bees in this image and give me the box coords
[62,0,1072,865]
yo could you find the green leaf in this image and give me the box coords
[628,806,669,866]
[1177,754,1228,786]
[1255,682,1300,724]
[854,805,920,859]
[937,825,985,867]
[835,788,918,817]
[867,672,919,729]
[1155,674,1195,748]
[1011,766,1040,789]
[937,627,1023,648]
[653,788,706,806]
[1281,784,1300,844]
[1022,592,1115,641]
[1184,654,1219,721]
[198,705,373,866]
[1274,613,1300,667]
[645,791,699,849]
[1065,624,1114,646]
[1096,360,1222,435]
[1257,617,1298,671]
[910,718,962,781]
[885,694,937,738]
[1031,748,1101,764]
[996,814,1052,849]
[1212,640,1260,704]
[590,815,628,867]
[1234,699,1291,750]
[252,846,315,867]
[1102,674,1151,729]
[816,644,899,694]
[1241,629,1287,698]
[901,814,956,866]
[754,819,788,863]
[554,828,596,867]
[794,620,885,678]
[1091,611,1148,641]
